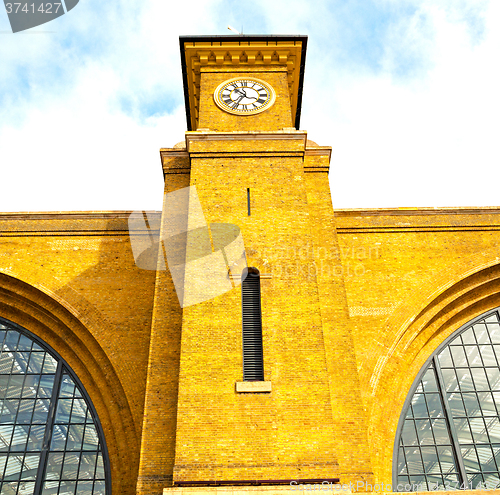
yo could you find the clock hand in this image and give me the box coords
[231,94,245,107]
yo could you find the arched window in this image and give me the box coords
[0,317,110,494]
[241,267,264,381]
[394,308,500,491]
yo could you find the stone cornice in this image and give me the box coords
[335,207,500,217]
[335,207,500,233]
[0,211,161,236]
[161,131,332,173]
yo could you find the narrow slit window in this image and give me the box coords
[247,188,251,216]
[242,267,264,381]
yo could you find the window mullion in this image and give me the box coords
[33,360,64,494]
[433,356,469,489]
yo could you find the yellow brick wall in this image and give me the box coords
[173,145,339,481]
[334,208,500,486]
[0,212,158,495]
[3,43,500,495]
[3,168,500,495]
[136,154,190,495]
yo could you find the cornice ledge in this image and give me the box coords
[0,211,152,221]
[335,206,500,217]
[305,146,332,159]
[160,149,189,157]
[185,129,307,144]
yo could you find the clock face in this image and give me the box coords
[214,78,276,115]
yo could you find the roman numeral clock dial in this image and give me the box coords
[214,78,276,115]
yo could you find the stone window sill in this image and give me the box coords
[235,381,272,393]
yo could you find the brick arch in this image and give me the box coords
[368,261,500,485]
[0,271,138,495]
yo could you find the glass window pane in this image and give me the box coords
[0,425,14,451]
[59,375,76,398]
[461,328,477,345]
[41,355,57,374]
[26,424,45,451]
[438,347,454,368]
[422,369,438,392]
[421,446,441,473]
[493,344,500,362]
[37,375,55,398]
[67,424,85,450]
[70,398,87,424]
[478,392,497,416]
[44,452,64,480]
[76,480,94,494]
[402,422,418,445]
[405,447,424,474]
[469,417,489,443]
[58,480,77,495]
[473,324,490,344]
[476,445,497,472]
[32,399,50,423]
[79,452,98,479]
[483,473,500,489]
[463,393,482,416]
[95,453,105,479]
[456,368,474,391]
[411,393,428,417]
[19,453,40,480]
[479,346,496,367]
[451,347,468,366]
[485,418,500,443]
[398,447,408,474]
[447,393,466,417]
[436,445,456,473]
[454,417,473,443]
[471,368,489,391]
[21,375,40,398]
[55,398,73,424]
[10,425,29,451]
[488,322,500,343]
[93,480,106,495]
[462,446,481,472]
[50,424,69,451]
[425,394,444,418]
[18,481,36,495]
[442,369,459,392]
[82,425,99,450]
[431,419,452,444]
[27,353,45,374]
[16,400,35,424]
[486,368,500,390]
[61,452,80,479]
[396,311,500,491]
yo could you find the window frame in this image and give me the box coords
[0,316,112,494]
[392,307,500,491]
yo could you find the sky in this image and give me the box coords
[0,0,499,212]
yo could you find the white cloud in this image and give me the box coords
[0,0,499,211]
[0,0,223,212]
[300,0,500,207]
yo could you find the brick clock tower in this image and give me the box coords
[136,35,374,494]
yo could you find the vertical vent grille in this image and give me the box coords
[242,270,264,381]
